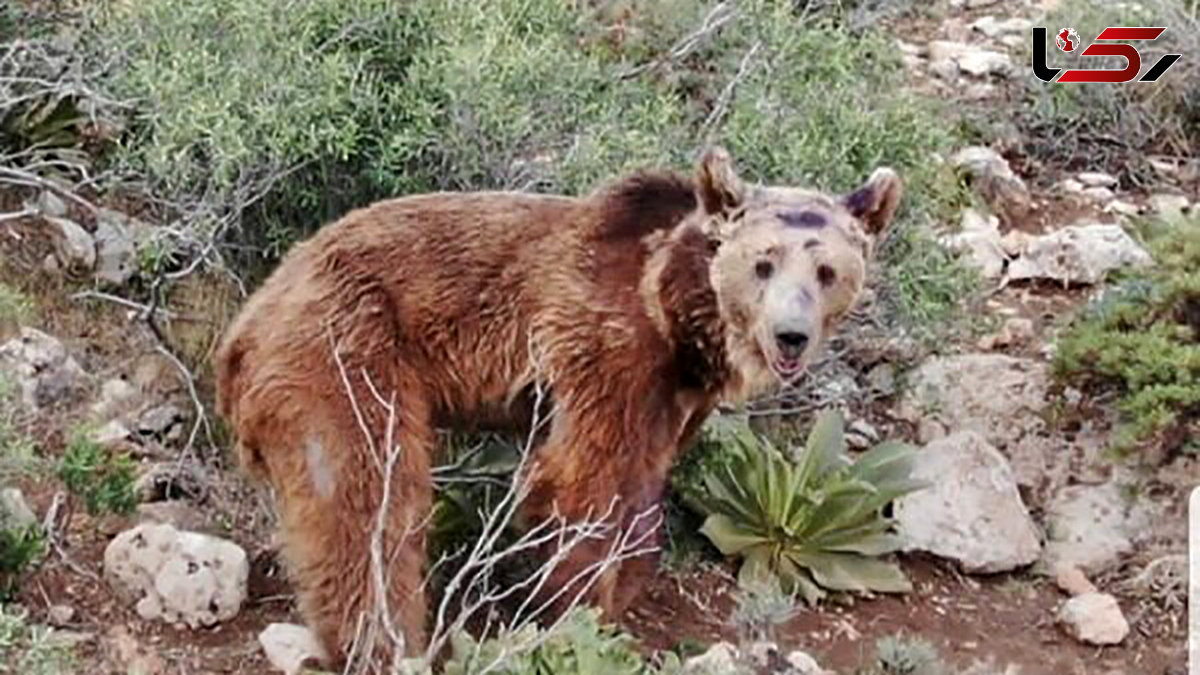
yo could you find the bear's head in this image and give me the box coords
[694,147,901,402]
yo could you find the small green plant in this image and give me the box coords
[684,411,923,604]
[442,607,650,675]
[0,604,78,675]
[729,577,799,643]
[873,634,943,675]
[0,525,43,600]
[57,432,137,516]
[1054,215,1200,455]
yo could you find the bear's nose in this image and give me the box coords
[775,331,809,360]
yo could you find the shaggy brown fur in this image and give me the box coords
[214,148,901,667]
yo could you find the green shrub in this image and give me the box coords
[1054,215,1200,454]
[92,0,971,325]
[0,525,43,601]
[1017,0,1199,182]
[56,432,137,516]
[441,607,651,675]
[681,411,923,604]
[0,604,78,675]
[0,377,40,483]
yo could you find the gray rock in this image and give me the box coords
[941,208,1008,279]
[928,42,1012,77]
[137,501,207,532]
[137,403,184,438]
[47,216,95,271]
[1057,593,1129,645]
[682,642,750,675]
[0,487,37,529]
[103,522,248,628]
[900,354,1048,448]
[91,377,141,421]
[91,420,132,447]
[1008,224,1152,285]
[93,218,139,287]
[1148,193,1190,217]
[28,191,68,218]
[135,461,206,503]
[1042,482,1152,575]
[846,419,880,450]
[1081,186,1115,203]
[259,623,328,675]
[948,147,1031,225]
[971,16,1033,39]
[47,604,76,626]
[785,650,829,675]
[1052,562,1097,597]
[894,432,1041,573]
[1076,171,1118,188]
[0,328,87,411]
[865,362,897,397]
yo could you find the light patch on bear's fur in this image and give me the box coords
[305,437,336,499]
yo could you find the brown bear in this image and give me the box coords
[214,148,900,667]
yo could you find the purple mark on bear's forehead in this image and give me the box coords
[778,210,827,228]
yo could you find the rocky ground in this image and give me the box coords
[0,0,1194,673]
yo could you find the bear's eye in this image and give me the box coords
[754,260,774,280]
[817,264,837,287]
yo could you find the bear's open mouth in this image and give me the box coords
[772,356,806,381]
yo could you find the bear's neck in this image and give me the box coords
[651,223,730,392]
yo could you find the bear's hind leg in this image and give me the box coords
[271,376,435,673]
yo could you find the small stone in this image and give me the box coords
[137,501,207,532]
[1052,562,1098,596]
[847,419,880,449]
[1077,171,1118,188]
[0,488,38,529]
[47,216,95,271]
[29,191,68,218]
[948,149,1030,226]
[1104,200,1142,217]
[93,219,139,287]
[134,461,206,503]
[92,377,140,420]
[682,641,744,675]
[916,418,946,444]
[137,403,184,438]
[1057,179,1084,194]
[929,58,960,81]
[786,650,828,675]
[91,420,132,447]
[1148,193,1190,217]
[47,604,76,626]
[971,16,1033,39]
[42,254,61,275]
[259,623,328,675]
[942,208,1007,279]
[1057,593,1129,645]
[865,362,897,397]
[998,317,1035,347]
[1082,186,1115,203]
[0,328,87,411]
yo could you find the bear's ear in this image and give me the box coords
[842,167,902,236]
[695,147,747,218]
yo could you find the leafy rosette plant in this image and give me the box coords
[691,411,925,604]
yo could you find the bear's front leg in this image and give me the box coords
[519,392,684,623]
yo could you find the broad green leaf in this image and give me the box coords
[793,551,913,594]
[700,514,769,555]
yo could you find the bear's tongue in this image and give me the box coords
[775,357,804,377]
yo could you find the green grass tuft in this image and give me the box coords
[57,431,138,516]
